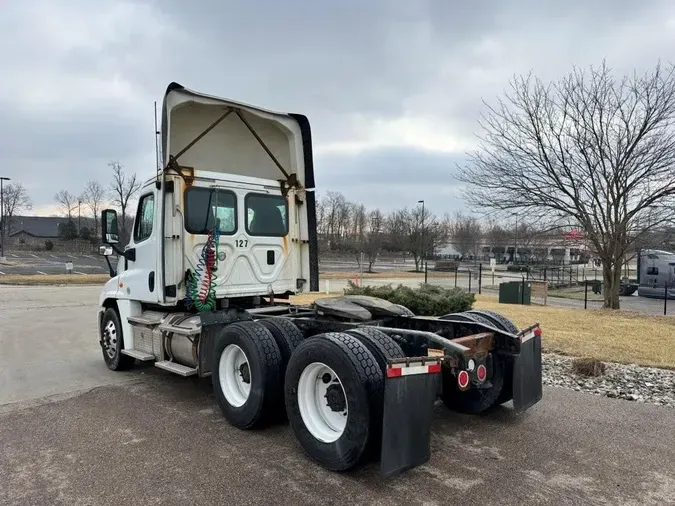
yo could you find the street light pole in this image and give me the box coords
[0,176,10,260]
[418,200,426,283]
[514,213,518,265]
[78,199,82,237]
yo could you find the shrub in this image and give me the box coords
[44,240,54,251]
[571,357,606,377]
[344,282,475,316]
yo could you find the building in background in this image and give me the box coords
[0,216,96,252]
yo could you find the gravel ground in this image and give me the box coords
[543,353,675,407]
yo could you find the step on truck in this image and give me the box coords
[97,82,543,476]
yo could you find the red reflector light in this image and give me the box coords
[428,363,442,374]
[457,370,470,389]
[476,364,487,382]
[534,327,542,337]
[386,367,402,378]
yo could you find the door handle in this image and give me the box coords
[148,271,155,292]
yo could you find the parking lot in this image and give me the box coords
[0,252,113,275]
[1,285,674,505]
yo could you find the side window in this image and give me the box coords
[646,266,658,276]
[134,194,154,243]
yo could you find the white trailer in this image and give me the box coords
[97,82,543,475]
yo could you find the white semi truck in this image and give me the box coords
[97,82,543,476]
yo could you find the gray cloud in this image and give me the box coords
[1,0,674,215]
[316,148,467,215]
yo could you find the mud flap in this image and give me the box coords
[512,328,543,413]
[380,359,442,477]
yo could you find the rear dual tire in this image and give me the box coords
[467,310,519,405]
[212,322,404,471]
[212,321,283,429]
[439,310,518,414]
[212,318,305,429]
[285,331,393,471]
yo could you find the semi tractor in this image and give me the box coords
[97,82,543,476]
[637,249,675,299]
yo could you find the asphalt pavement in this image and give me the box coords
[1,285,674,505]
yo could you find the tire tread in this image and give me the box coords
[345,327,404,372]
[212,321,282,429]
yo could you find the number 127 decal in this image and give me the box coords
[235,239,248,248]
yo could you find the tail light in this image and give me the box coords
[457,370,470,389]
[476,364,487,382]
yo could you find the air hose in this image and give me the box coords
[185,226,220,312]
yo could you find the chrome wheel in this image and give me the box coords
[102,320,117,359]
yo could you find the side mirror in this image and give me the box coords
[101,209,119,245]
[99,245,113,257]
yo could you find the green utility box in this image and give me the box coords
[499,280,532,305]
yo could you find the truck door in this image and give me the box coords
[120,191,160,303]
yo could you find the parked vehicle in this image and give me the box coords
[637,249,675,299]
[96,82,543,476]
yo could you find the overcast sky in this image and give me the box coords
[3,0,675,217]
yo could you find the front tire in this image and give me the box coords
[100,307,135,371]
[285,333,383,471]
[212,321,283,429]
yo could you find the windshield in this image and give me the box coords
[184,187,237,234]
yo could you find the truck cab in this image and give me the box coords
[99,82,318,315]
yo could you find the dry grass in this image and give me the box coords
[571,357,607,377]
[0,274,109,285]
[547,287,604,301]
[290,292,675,369]
[473,296,675,369]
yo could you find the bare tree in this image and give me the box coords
[402,206,450,271]
[450,212,483,261]
[82,180,105,239]
[1,182,32,234]
[109,161,141,244]
[54,190,78,220]
[405,207,426,271]
[425,215,451,261]
[354,209,384,272]
[458,61,675,308]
